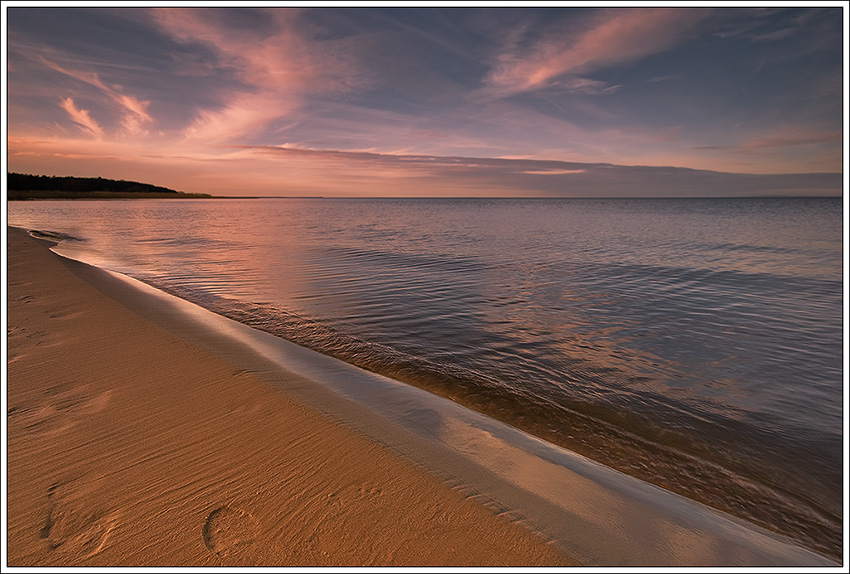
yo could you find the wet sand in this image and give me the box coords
[5,226,576,567]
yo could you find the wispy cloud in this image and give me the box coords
[644,74,678,84]
[39,55,111,91]
[232,144,596,175]
[115,94,152,122]
[151,8,372,144]
[522,169,587,175]
[715,10,802,43]
[483,8,710,98]
[115,94,152,135]
[750,27,796,42]
[744,129,841,149]
[550,77,621,95]
[41,56,152,136]
[181,93,300,143]
[693,128,841,152]
[226,143,841,197]
[59,97,103,138]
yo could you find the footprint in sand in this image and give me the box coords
[40,481,119,558]
[7,324,67,358]
[202,506,260,560]
[8,384,111,436]
[44,307,85,320]
[45,383,112,415]
[13,327,65,350]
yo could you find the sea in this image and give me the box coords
[6,196,845,559]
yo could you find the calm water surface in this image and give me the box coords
[8,197,844,558]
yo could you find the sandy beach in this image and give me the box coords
[5,226,577,567]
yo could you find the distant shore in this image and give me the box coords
[6,226,575,567]
[7,190,216,200]
[6,172,216,200]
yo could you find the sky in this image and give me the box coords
[4,3,847,197]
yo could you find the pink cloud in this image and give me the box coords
[59,97,103,138]
[684,126,842,173]
[181,93,300,143]
[485,9,710,97]
[522,169,587,175]
[743,129,841,149]
[40,57,153,136]
[692,128,841,153]
[39,56,111,92]
[152,8,371,144]
[115,95,152,135]
[116,94,152,122]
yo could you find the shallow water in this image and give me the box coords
[7,196,844,557]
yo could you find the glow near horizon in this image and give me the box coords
[4,5,846,197]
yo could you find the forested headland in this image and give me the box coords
[7,173,212,199]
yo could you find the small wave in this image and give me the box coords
[28,229,85,243]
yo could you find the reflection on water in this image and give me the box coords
[8,197,844,558]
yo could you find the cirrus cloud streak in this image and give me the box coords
[483,8,711,98]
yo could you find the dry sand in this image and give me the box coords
[5,226,577,567]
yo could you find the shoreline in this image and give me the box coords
[5,226,839,567]
[5,227,576,567]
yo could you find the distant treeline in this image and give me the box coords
[8,172,181,194]
[7,172,213,199]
